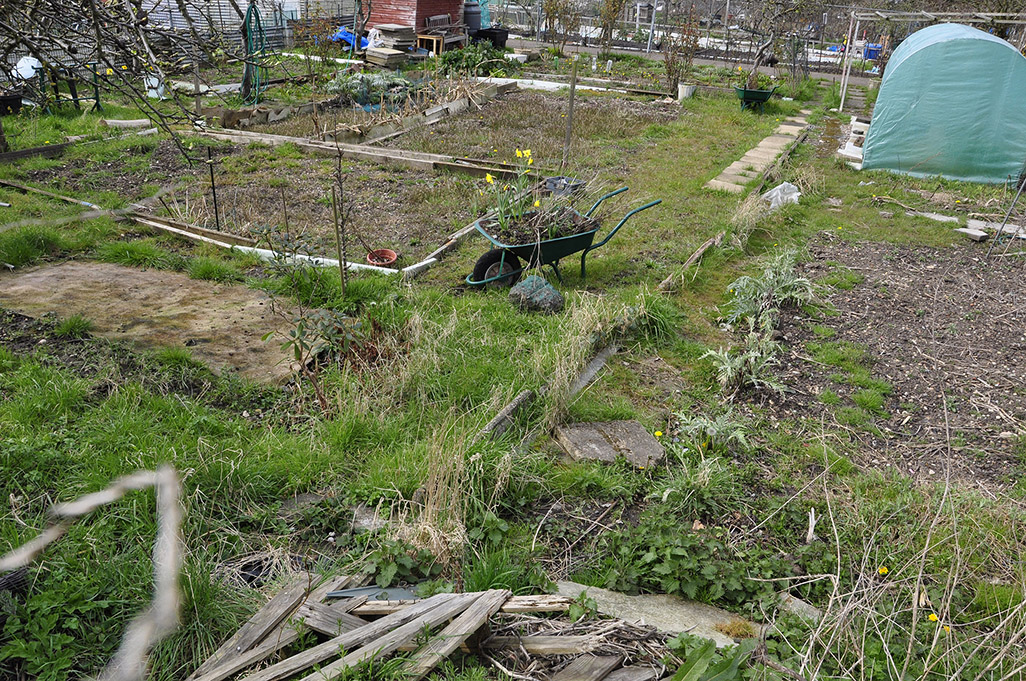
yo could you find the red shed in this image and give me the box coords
[368,0,464,33]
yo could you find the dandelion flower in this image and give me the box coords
[533,199,540,207]
[928,613,939,622]
[654,431,663,437]
[944,625,951,633]
[878,566,889,575]
[485,173,495,184]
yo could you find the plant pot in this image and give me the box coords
[544,176,586,197]
[366,248,397,266]
[677,83,697,100]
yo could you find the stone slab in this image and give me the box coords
[0,261,296,383]
[557,581,750,648]
[704,178,745,193]
[912,211,960,224]
[954,227,989,242]
[554,420,664,468]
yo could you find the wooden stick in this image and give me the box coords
[657,230,725,292]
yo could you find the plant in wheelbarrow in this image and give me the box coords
[467,150,662,288]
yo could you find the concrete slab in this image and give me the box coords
[0,261,296,383]
[557,581,751,648]
[913,211,960,224]
[704,178,745,193]
[554,420,664,468]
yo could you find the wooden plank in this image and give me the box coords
[551,655,622,681]
[188,572,313,680]
[603,667,662,681]
[0,142,72,163]
[404,590,510,680]
[483,635,599,655]
[188,574,353,681]
[238,592,472,681]
[295,597,370,636]
[351,593,572,616]
[297,593,482,681]
[131,212,257,247]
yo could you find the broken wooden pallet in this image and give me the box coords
[189,580,666,681]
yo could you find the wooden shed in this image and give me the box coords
[368,0,464,33]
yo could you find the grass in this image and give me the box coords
[53,314,94,338]
[3,91,1026,681]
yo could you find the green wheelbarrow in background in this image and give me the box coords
[734,85,778,112]
[466,187,661,287]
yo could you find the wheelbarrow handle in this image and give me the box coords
[584,187,629,218]
[590,199,662,250]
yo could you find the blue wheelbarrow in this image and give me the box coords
[466,187,661,287]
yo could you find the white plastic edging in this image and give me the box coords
[132,217,399,275]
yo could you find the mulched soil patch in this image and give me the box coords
[485,208,599,246]
[769,234,1026,490]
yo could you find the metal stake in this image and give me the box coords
[562,55,578,172]
[207,146,221,232]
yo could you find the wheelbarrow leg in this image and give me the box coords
[549,260,564,283]
[580,252,587,281]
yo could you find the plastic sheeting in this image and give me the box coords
[862,23,1026,185]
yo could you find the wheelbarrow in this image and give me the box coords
[734,85,778,112]
[466,187,661,287]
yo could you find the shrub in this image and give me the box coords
[435,43,520,76]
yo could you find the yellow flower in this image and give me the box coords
[121,65,127,70]
[485,173,494,184]
[516,149,523,158]
[928,613,939,622]
[654,431,663,437]
[106,68,113,75]
[524,149,531,158]
[944,625,951,633]
[528,158,534,165]
[533,199,540,207]
[503,184,510,191]
[878,566,889,575]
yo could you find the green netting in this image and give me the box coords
[862,23,1026,184]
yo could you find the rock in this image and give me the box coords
[509,275,564,314]
[778,593,822,622]
[267,105,292,123]
[352,503,387,533]
[554,420,664,469]
[557,581,751,648]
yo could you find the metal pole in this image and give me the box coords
[207,146,221,232]
[562,55,578,172]
[987,174,1026,258]
[646,3,656,54]
[838,13,856,112]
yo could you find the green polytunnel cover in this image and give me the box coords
[862,23,1026,184]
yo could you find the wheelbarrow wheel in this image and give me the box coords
[472,249,522,288]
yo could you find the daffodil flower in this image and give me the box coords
[528,158,533,165]
[524,149,531,157]
[516,149,523,158]
[485,173,494,184]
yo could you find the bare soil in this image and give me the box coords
[0,261,296,383]
[772,235,1026,490]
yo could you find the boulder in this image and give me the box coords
[509,275,564,314]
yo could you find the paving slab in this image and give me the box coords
[554,420,664,468]
[0,261,296,383]
[704,178,745,193]
[557,581,750,648]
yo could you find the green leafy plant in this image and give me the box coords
[568,592,598,622]
[722,249,816,328]
[435,43,520,77]
[673,409,750,454]
[364,538,443,588]
[703,315,785,398]
[479,149,536,233]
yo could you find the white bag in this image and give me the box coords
[762,181,801,210]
